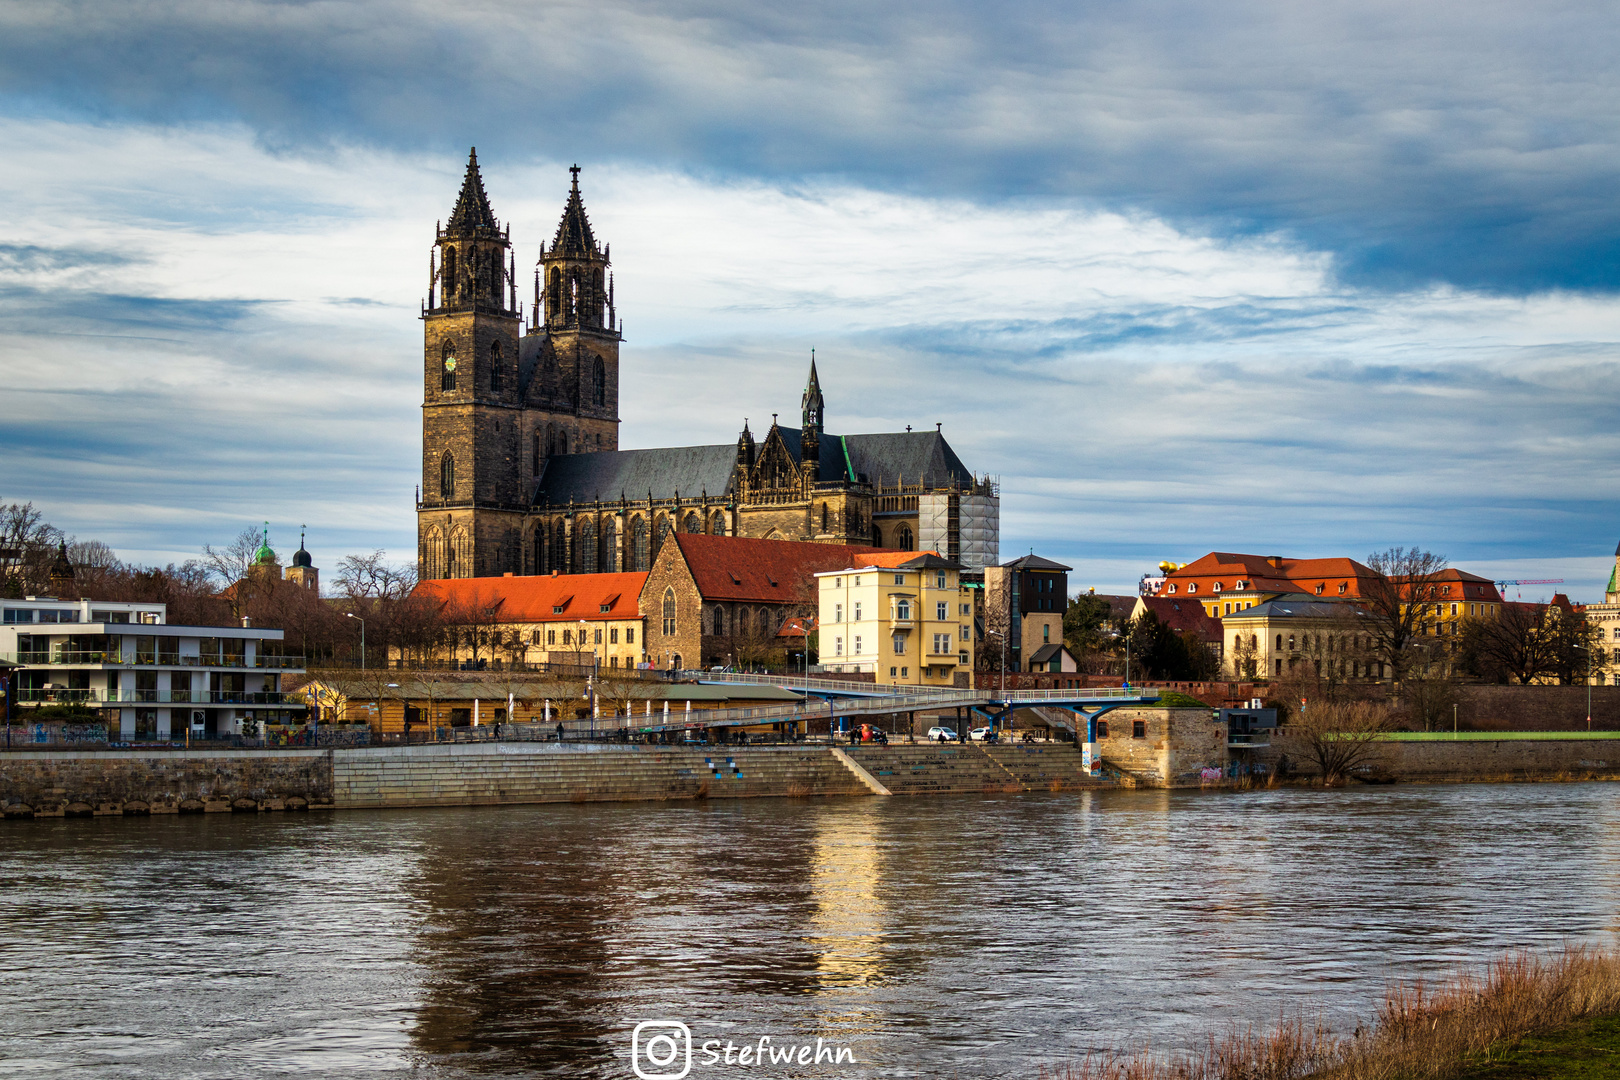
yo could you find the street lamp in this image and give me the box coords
[987,629,1007,738]
[346,612,365,670]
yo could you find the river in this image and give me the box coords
[2,783,1617,1078]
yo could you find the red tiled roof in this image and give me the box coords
[670,534,900,603]
[1138,595,1223,641]
[414,572,648,622]
[1158,552,1381,598]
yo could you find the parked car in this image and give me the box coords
[927,726,958,742]
[969,726,992,741]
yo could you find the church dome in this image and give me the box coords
[254,526,276,565]
[292,545,313,568]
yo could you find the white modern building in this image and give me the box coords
[0,597,307,739]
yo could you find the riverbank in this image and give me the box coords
[1041,947,1620,1080]
[4,732,1620,816]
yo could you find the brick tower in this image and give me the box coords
[418,148,526,579]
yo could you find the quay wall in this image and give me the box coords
[4,733,1619,817]
[0,749,332,816]
[330,743,870,808]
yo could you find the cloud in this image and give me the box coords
[3,1,1620,293]
[1,121,1618,601]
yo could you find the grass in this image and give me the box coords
[1039,946,1620,1080]
[1452,1014,1620,1079]
[1382,731,1620,741]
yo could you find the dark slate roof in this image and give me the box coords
[1000,554,1072,572]
[534,445,737,505]
[772,427,974,489]
[1228,597,1369,621]
[447,148,499,235]
[1028,643,1069,665]
[898,553,962,570]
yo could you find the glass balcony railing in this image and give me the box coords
[3,651,306,669]
[14,690,303,705]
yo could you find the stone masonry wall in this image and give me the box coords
[0,750,333,816]
[1095,707,1225,788]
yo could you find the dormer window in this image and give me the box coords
[1168,584,1177,594]
[599,604,611,613]
[1315,583,1325,595]
[1338,582,1348,594]
[1187,583,1198,594]
[552,605,564,614]
[1213,582,1224,592]
[1236,580,1248,590]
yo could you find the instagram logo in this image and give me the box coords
[632,1020,691,1080]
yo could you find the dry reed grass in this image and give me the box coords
[1039,946,1620,1080]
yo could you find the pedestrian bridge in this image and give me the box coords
[583,671,1162,736]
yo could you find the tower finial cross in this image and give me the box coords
[570,164,581,187]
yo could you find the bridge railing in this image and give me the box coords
[674,670,964,698]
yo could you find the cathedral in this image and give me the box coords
[416,150,999,580]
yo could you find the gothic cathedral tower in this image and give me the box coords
[418,149,525,579]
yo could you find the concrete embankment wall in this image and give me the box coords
[0,749,332,816]
[330,743,870,808]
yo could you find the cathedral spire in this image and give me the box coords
[551,164,600,255]
[446,147,500,236]
[801,350,824,481]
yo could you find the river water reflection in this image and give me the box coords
[3,783,1619,1078]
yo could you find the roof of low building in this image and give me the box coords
[1222,597,1370,621]
[670,534,896,604]
[1135,595,1224,640]
[1027,643,1073,665]
[414,572,649,622]
[999,554,1072,572]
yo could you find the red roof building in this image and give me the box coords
[1157,552,1383,618]
[411,571,649,669]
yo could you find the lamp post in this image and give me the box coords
[346,612,365,670]
[988,629,1006,738]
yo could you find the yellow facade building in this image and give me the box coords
[814,553,974,687]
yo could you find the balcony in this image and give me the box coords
[14,690,304,706]
[6,650,302,669]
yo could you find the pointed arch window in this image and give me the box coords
[548,268,561,321]
[593,356,606,407]
[550,521,566,572]
[532,431,542,474]
[442,246,457,304]
[600,517,618,573]
[662,587,677,636]
[631,516,649,571]
[712,606,725,636]
[592,267,605,325]
[654,515,671,558]
[533,523,547,574]
[490,341,503,393]
[440,452,455,499]
[896,524,914,551]
[441,343,457,392]
[684,512,702,533]
[711,512,727,536]
[576,518,597,574]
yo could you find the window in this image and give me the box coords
[853,576,861,587]
[834,577,842,588]
[1187,583,1197,594]
[441,342,457,391]
[490,342,503,392]
[547,629,556,645]
[901,667,908,678]
[1338,582,1348,595]
[854,636,862,654]
[854,602,863,621]
[626,628,635,644]
[933,633,951,654]
[894,574,905,585]
[936,601,948,620]
[1096,720,1109,738]
[712,607,724,635]
[553,605,564,614]
[1237,580,1248,589]
[936,572,946,588]
[895,599,911,620]
[896,525,914,550]
[960,624,969,641]
[662,588,676,636]
[594,628,603,644]
[610,656,619,668]
[562,629,572,645]
[1314,583,1325,595]
[439,452,455,499]
[835,604,843,623]
[1132,720,1146,739]
[610,628,619,644]
[599,603,611,613]
[530,630,541,644]
[889,666,897,677]
[960,651,969,665]
[835,636,844,656]
[593,357,606,407]
[1043,624,1050,643]
[961,603,970,615]
[1168,584,1177,594]
[893,635,905,655]
[1213,581,1223,592]
[1276,634,1283,650]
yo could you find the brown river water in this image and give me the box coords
[2,783,1618,1078]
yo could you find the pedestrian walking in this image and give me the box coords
[556,721,565,742]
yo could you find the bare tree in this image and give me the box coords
[204,526,270,617]
[1460,603,1556,684]
[1361,547,1450,685]
[0,501,63,596]
[1277,699,1397,784]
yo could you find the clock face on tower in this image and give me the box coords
[444,356,457,372]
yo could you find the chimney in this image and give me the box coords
[241,616,251,628]
[504,571,514,577]
[1267,556,1282,568]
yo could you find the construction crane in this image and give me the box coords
[1494,578,1564,599]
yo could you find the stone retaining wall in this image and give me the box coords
[0,749,332,816]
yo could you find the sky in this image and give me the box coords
[2,0,1619,600]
